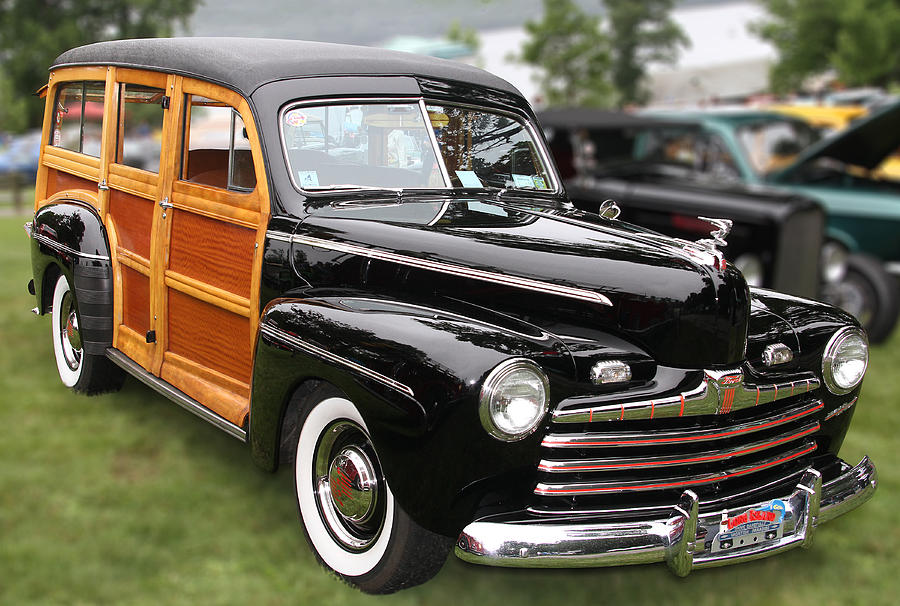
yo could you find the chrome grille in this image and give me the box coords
[534,387,825,512]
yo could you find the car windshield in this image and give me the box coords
[280,101,554,192]
[736,119,821,176]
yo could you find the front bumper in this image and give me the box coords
[455,456,876,575]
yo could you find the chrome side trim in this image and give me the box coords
[542,400,824,448]
[259,323,415,399]
[267,231,613,306]
[553,369,821,423]
[533,441,817,496]
[537,422,819,473]
[824,396,858,421]
[30,230,111,261]
[105,348,247,441]
[455,456,877,571]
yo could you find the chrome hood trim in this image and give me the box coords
[553,368,821,423]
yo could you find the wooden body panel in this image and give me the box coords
[168,210,256,299]
[108,189,154,260]
[36,66,271,430]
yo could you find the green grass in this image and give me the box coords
[1,212,898,605]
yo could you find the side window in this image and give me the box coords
[181,95,256,191]
[117,83,166,173]
[52,81,105,157]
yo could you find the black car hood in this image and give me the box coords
[772,98,900,179]
[295,195,750,368]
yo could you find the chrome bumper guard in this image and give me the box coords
[455,456,876,574]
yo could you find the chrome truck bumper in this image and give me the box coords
[455,456,876,575]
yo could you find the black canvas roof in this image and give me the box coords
[52,37,521,98]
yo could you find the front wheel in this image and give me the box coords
[821,253,900,344]
[293,385,452,594]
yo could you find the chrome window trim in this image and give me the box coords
[422,99,561,194]
[277,96,561,195]
[260,323,415,398]
[278,96,450,194]
[265,230,613,307]
[419,98,452,187]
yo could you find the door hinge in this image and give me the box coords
[98,179,109,191]
[145,330,156,344]
[161,96,170,110]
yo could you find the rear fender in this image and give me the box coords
[28,200,114,355]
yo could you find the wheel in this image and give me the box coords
[293,385,452,594]
[821,253,900,344]
[50,274,125,394]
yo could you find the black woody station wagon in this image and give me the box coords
[25,39,876,593]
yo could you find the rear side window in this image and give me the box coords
[52,81,105,157]
[181,95,256,192]
[117,83,166,173]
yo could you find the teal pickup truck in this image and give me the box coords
[650,102,900,342]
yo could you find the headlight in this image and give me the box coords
[734,254,764,287]
[479,359,549,442]
[820,241,848,283]
[822,327,868,394]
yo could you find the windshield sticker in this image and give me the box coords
[512,174,536,189]
[297,170,319,188]
[284,110,308,127]
[532,175,548,190]
[455,170,483,188]
[467,201,508,217]
[712,499,787,552]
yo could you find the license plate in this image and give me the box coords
[711,499,787,552]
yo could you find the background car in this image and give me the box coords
[540,109,831,302]
[638,106,900,342]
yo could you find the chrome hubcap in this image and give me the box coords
[314,420,385,551]
[328,446,378,523]
[58,291,82,371]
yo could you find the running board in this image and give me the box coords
[106,348,247,442]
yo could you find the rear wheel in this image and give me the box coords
[50,274,124,394]
[293,385,452,594]
[822,253,900,344]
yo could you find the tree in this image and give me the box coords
[751,0,900,93]
[520,0,687,108]
[520,0,614,108]
[0,0,200,131]
[603,0,689,107]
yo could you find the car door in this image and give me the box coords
[152,79,270,428]
[105,69,173,372]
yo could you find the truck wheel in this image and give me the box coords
[50,274,124,393]
[824,253,900,344]
[293,385,452,593]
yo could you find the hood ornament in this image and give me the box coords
[696,217,733,251]
[678,216,733,272]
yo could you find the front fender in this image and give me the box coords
[249,290,575,534]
